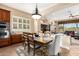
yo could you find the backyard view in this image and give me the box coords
[59,23,79,32]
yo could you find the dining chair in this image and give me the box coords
[61,35,71,49]
[22,32,30,55]
[48,35,61,56]
[27,32,42,56]
[59,35,71,56]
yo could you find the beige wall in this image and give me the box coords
[0,4,58,33]
[0,4,31,18]
[0,4,34,33]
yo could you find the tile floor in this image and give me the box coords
[0,44,20,56]
[0,39,79,56]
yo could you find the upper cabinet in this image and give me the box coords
[0,9,10,22]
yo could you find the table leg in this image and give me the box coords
[33,44,35,56]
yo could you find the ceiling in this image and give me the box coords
[1,3,79,21]
[1,3,57,15]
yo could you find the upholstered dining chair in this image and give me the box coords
[59,35,71,56]
[48,35,61,56]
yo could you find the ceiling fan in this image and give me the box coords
[68,11,79,18]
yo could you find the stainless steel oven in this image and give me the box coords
[0,22,9,39]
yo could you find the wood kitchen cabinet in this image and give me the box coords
[0,9,10,47]
[11,34,23,44]
[0,38,10,47]
[0,9,10,22]
[0,34,23,47]
[0,9,3,20]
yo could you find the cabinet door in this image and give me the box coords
[11,35,22,43]
[0,9,10,22]
[2,10,10,22]
[0,38,10,47]
[5,11,10,22]
[0,9,3,21]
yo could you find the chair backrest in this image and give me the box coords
[59,35,71,56]
[61,35,71,50]
[48,35,61,56]
[22,32,35,48]
[22,32,29,42]
[53,35,61,55]
[26,32,35,45]
[22,32,35,43]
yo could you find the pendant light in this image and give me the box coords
[32,4,41,19]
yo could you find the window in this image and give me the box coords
[19,18,22,23]
[64,23,76,28]
[59,24,64,32]
[26,20,29,24]
[23,19,26,23]
[13,24,17,29]
[77,23,79,27]
[59,23,79,33]
[23,24,26,29]
[13,18,17,22]
[59,23,78,32]
[19,24,22,29]
[12,16,30,32]
[26,25,29,29]
[64,23,76,31]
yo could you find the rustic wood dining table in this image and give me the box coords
[34,36,53,46]
[33,36,53,55]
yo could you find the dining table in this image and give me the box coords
[33,35,53,55]
[34,36,53,46]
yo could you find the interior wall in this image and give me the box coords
[0,4,34,33]
[48,4,79,21]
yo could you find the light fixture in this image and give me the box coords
[68,11,74,17]
[32,4,41,19]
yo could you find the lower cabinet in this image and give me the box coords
[11,34,23,44]
[0,34,23,47]
[0,38,10,47]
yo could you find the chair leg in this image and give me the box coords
[27,43,30,55]
[33,49,35,56]
[33,44,35,56]
[24,43,27,50]
[58,53,61,56]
